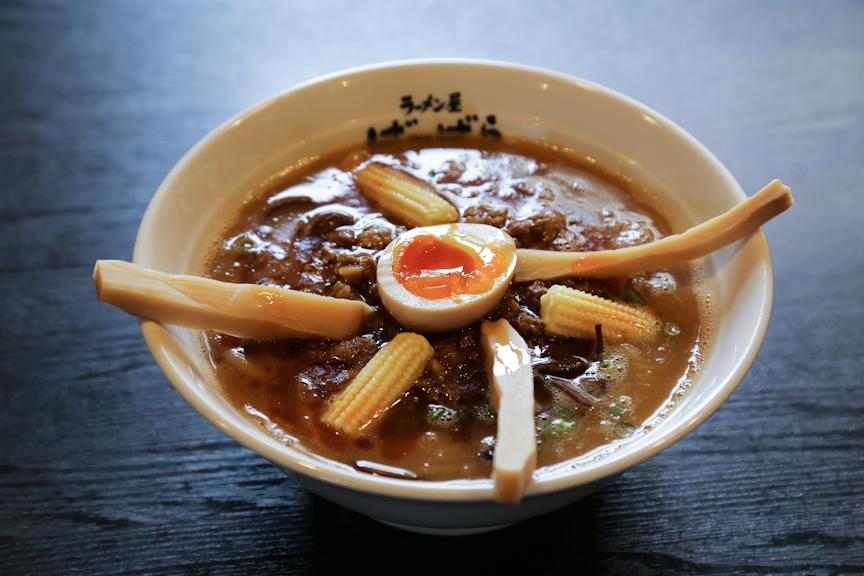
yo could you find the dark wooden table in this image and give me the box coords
[2,1,862,574]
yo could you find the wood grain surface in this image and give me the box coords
[2,1,862,574]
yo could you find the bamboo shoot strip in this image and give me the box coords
[94,260,374,340]
[480,319,537,503]
[515,180,793,281]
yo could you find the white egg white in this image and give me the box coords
[377,223,516,332]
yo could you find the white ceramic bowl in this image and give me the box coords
[134,60,773,534]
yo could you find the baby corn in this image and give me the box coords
[354,163,459,226]
[540,285,659,342]
[322,332,433,435]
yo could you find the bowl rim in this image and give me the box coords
[134,58,773,502]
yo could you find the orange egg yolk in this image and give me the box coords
[393,234,509,300]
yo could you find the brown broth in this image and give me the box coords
[201,138,708,481]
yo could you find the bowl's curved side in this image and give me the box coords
[133,59,774,513]
[283,464,614,533]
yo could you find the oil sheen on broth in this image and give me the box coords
[202,138,708,481]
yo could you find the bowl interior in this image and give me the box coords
[134,60,772,501]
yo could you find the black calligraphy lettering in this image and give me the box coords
[380,120,405,138]
[441,118,472,133]
[480,124,501,138]
[388,92,498,137]
[480,125,501,137]
[400,95,416,115]
[420,94,435,112]
[448,92,462,112]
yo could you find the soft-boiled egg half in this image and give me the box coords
[377,223,517,332]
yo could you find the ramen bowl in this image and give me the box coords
[134,60,773,534]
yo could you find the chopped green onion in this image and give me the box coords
[613,422,636,438]
[622,284,647,305]
[428,404,456,422]
[424,404,462,431]
[538,416,579,443]
[609,403,627,417]
[552,404,577,421]
[663,322,682,337]
[229,234,257,254]
[548,418,577,433]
